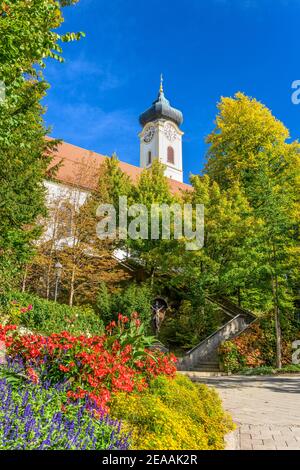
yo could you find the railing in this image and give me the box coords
[207,295,256,322]
[177,314,250,370]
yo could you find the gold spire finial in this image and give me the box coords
[160,73,164,93]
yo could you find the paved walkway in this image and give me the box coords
[198,375,300,450]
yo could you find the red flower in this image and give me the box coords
[59,364,70,373]
[2,320,178,410]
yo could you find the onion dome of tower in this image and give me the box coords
[139,75,183,127]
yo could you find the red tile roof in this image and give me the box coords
[47,138,192,195]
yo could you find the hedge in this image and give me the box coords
[0,291,104,336]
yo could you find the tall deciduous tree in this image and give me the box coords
[205,92,300,368]
[128,159,179,286]
[24,156,133,306]
[177,174,257,304]
[60,154,133,306]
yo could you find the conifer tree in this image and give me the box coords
[0,0,83,290]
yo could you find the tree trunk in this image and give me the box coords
[21,265,28,293]
[69,265,76,307]
[274,301,282,369]
[272,244,282,369]
[46,264,51,300]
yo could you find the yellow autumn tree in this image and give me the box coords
[205,92,300,368]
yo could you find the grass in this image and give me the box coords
[240,364,300,376]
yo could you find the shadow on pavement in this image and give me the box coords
[197,375,300,394]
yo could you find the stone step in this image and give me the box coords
[178,361,221,372]
[195,361,219,367]
[191,363,220,371]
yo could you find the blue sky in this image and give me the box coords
[44,0,300,183]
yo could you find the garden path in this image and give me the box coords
[198,375,300,450]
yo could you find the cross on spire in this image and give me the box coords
[160,73,164,93]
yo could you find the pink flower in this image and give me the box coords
[27,367,39,384]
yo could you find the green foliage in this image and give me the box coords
[105,313,157,365]
[203,92,300,366]
[96,153,133,212]
[205,92,298,191]
[110,374,234,450]
[219,341,245,373]
[0,0,83,285]
[159,300,224,351]
[96,283,112,324]
[126,159,181,282]
[178,174,258,300]
[96,282,153,327]
[0,291,104,336]
[133,159,173,206]
[156,93,299,355]
[0,367,27,390]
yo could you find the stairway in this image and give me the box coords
[190,361,220,372]
[177,297,256,372]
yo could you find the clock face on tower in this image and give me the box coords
[164,122,177,142]
[143,126,155,143]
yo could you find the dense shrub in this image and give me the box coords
[96,283,153,327]
[219,317,300,372]
[0,367,129,450]
[219,341,245,373]
[158,300,225,352]
[110,374,234,450]
[0,291,104,336]
[0,314,176,411]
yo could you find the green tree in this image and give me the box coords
[205,92,300,367]
[96,153,133,207]
[176,174,257,306]
[128,159,180,286]
[0,0,84,290]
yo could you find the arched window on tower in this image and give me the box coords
[167,146,175,165]
[147,151,152,165]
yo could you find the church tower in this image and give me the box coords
[139,76,184,182]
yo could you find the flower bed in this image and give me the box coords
[110,374,234,450]
[0,366,129,450]
[0,313,177,411]
[0,302,234,450]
